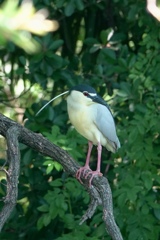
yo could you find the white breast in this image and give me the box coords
[67,93,107,147]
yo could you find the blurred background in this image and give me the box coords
[0,0,160,239]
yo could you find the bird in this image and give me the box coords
[66,84,120,186]
[36,84,120,186]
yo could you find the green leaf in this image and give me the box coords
[141,172,153,190]
[118,58,128,69]
[75,0,84,10]
[120,82,132,95]
[54,162,62,171]
[84,38,99,45]
[49,39,64,50]
[137,123,145,135]
[101,48,116,63]
[100,28,113,44]
[43,214,51,226]
[64,214,75,229]
[117,192,127,206]
[46,164,54,174]
[154,209,160,220]
[23,149,32,165]
[51,54,64,69]
[129,128,138,143]
[128,228,141,240]
[37,216,44,230]
[89,44,101,53]
[56,0,65,8]
[37,204,49,212]
[100,30,108,44]
[64,0,75,16]
[50,179,63,187]
[19,56,26,65]
[141,204,149,215]
[43,160,53,166]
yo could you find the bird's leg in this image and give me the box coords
[84,141,93,169]
[85,142,103,186]
[76,141,93,183]
[96,142,102,173]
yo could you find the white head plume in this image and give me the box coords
[36,90,69,116]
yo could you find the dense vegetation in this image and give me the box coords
[0,0,160,239]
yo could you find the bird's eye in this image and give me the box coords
[83,91,89,96]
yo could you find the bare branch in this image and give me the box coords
[100,180,123,240]
[80,184,102,225]
[0,126,20,231]
[0,113,123,240]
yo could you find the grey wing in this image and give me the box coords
[94,104,120,150]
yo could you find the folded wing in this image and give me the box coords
[94,104,120,152]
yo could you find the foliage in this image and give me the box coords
[0,0,58,53]
[0,0,160,239]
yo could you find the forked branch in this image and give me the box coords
[0,113,123,240]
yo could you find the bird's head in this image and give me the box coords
[36,84,108,116]
[67,84,98,106]
[67,84,108,108]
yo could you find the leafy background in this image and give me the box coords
[0,0,160,239]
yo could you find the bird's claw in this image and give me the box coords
[76,167,103,187]
[85,171,103,187]
[76,166,91,184]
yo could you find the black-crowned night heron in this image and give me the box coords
[36,84,120,186]
[66,84,120,185]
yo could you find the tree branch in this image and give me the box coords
[0,126,20,231]
[0,113,123,240]
[80,184,102,225]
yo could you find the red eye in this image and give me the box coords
[83,91,89,96]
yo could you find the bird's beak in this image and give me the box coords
[36,90,69,116]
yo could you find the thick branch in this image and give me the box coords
[0,126,20,231]
[0,113,79,175]
[100,180,123,240]
[0,113,123,240]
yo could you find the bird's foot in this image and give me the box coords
[76,167,103,187]
[85,170,103,187]
[76,166,91,184]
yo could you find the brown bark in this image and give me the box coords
[0,113,123,240]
